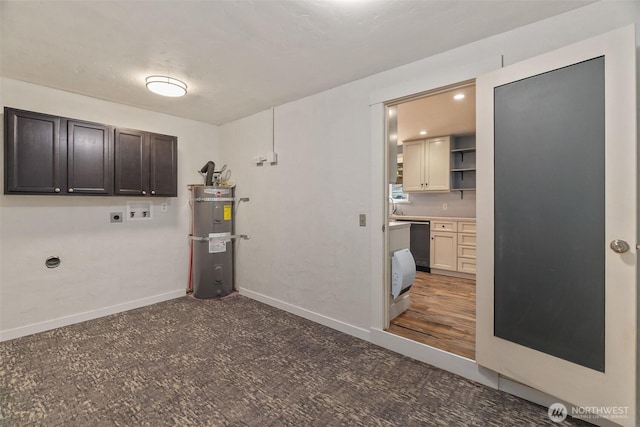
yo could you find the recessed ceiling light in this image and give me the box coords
[145,76,187,97]
[419,130,427,135]
[454,93,465,100]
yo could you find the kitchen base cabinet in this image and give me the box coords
[456,221,477,275]
[457,257,477,274]
[430,231,457,271]
[430,219,476,278]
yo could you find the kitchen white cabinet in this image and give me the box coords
[430,230,457,271]
[429,219,476,277]
[457,220,477,274]
[402,136,450,192]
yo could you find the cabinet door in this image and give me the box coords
[425,137,450,191]
[430,231,457,271]
[457,257,476,274]
[149,133,177,197]
[67,120,112,194]
[115,128,148,196]
[5,108,63,194]
[401,141,424,191]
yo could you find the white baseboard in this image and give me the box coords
[240,288,498,389]
[0,289,185,342]
[430,268,476,280]
[238,287,371,341]
[370,327,499,388]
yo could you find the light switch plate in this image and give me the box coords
[359,214,366,227]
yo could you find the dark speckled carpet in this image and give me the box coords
[0,295,588,426]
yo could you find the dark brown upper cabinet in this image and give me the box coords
[115,129,177,197]
[4,107,113,195]
[4,107,177,197]
[5,108,64,194]
[149,133,178,197]
[67,120,113,194]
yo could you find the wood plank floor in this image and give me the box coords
[388,271,476,359]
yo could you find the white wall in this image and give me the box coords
[220,1,640,337]
[220,82,373,333]
[397,192,476,218]
[0,78,219,339]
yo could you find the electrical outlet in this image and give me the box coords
[359,214,366,227]
[110,212,123,223]
[442,203,448,211]
[160,202,168,212]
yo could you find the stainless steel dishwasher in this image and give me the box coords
[409,221,430,272]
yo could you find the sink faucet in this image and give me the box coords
[389,197,398,215]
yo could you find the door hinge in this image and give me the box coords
[382,224,385,232]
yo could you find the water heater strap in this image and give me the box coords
[192,197,235,202]
[188,234,249,241]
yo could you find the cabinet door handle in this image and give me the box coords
[54,187,61,193]
[151,190,156,195]
[68,188,74,193]
[142,190,146,195]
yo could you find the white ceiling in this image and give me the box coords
[0,1,592,126]
[397,84,475,144]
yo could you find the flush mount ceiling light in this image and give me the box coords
[419,130,427,135]
[145,75,187,97]
[453,93,465,100]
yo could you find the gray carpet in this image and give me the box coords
[0,295,588,426]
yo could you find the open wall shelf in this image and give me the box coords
[451,134,476,198]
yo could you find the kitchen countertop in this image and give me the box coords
[389,215,476,222]
[388,221,411,230]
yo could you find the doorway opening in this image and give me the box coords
[385,81,477,360]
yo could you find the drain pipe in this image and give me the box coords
[199,161,216,186]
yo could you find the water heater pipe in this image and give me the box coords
[199,161,216,186]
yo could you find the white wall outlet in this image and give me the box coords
[252,156,265,165]
[160,202,168,212]
[266,151,278,164]
[442,203,448,211]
